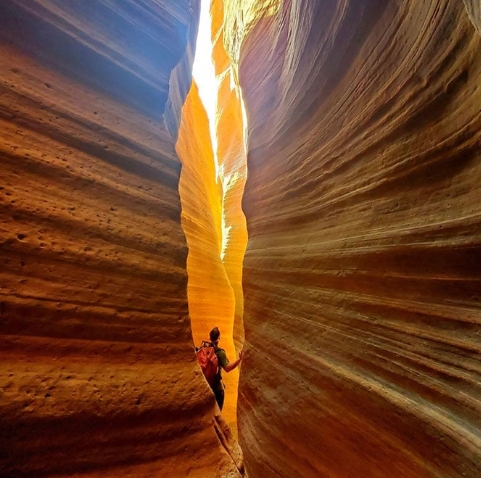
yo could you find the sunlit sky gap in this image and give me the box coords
[193,0,226,259]
[193,0,217,155]
[192,1,248,261]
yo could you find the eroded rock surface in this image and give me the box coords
[230,1,481,476]
[0,1,242,476]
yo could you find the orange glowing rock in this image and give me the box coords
[176,79,244,434]
[176,0,248,436]
[210,0,249,355]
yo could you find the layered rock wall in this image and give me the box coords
[0,1,242,476]
[230,0,481,476]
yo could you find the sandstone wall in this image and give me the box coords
[3,0,481,476]
[232,1,481,476]
[0,1,242,476]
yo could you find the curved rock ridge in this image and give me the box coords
[227,0,481,477]
[464,0,481,36]
[0,1,242,476]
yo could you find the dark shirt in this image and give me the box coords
[213,346,229,390]
[216,347,229,370]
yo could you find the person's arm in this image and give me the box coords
[224,350,243,373]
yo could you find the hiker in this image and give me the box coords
[204,326,243,410]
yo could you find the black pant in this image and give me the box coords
[212,380,225,410]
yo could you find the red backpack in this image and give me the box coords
[196,341,219,386]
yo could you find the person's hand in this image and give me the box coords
[239,350,244,360]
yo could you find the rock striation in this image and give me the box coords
[0,1,242,476]
[227,0,481,477]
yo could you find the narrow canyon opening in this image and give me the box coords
[176,0,248,435]
[1,1,481,477]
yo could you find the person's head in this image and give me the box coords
[209,327,220,344]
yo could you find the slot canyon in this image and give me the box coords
[0,0,480,477]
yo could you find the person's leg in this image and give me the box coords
[214,386,225,410]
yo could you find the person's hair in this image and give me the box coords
[209,327,220,343]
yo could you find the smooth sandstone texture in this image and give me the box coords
[230,0,481,477]
[0,1,242,477]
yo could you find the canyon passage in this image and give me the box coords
[1,1,481,477]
